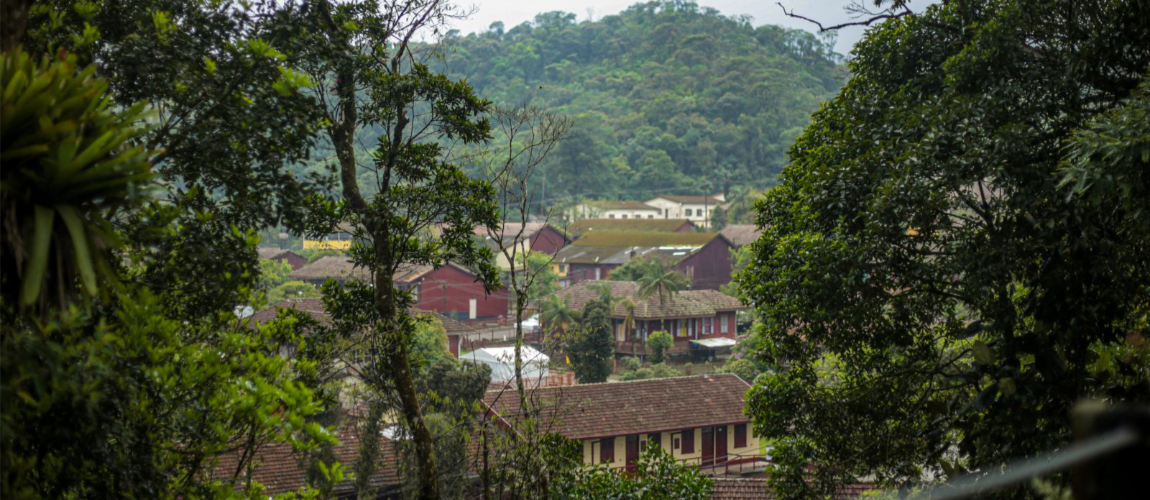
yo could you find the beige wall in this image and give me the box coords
[580,424,760,469]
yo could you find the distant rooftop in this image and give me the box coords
[648,195,724,205]
[719,224,763,247]
[552,281,746,320]
[567,218,695,237]
[583,200,661,211]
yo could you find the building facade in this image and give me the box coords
[644,195,726,229]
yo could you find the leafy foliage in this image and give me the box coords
[740,1,1150,498]
[550,444,713,500]
[567,298,616,383]
[0,49,154,310]
[617,362,684,381]
[442,1,843,201]
[647,330,674,364]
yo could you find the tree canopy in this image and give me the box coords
[741,0,1150,498]
[439,0,843,202]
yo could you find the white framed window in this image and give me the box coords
[720,314,729,333]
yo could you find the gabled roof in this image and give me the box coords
[482,374,751,440]
[647,195,724,205]
[257,247,298,260]
[249,298,470,334]
[552,281,746,320]
[719,225,763,248]
[555,232,729,266]
[289,257,473,284]
[583,200,661,211]
[567,219,696,237]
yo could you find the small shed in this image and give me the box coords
[460,346,549,383]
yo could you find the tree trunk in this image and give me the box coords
[1,0,30,52]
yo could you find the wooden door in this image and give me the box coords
[701,427,714,467]
[626,435,640,470]
[715,426,728,464]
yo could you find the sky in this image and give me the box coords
[449,0,930,57]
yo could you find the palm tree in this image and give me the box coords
[636,259,688,306]
[539,295,581,339]
[619,297,638,355]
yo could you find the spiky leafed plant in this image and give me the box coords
[636,259,689,306]
[1,49,154,311]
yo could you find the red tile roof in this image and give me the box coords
[482,374,752,440]
[249,298,330,324]
[211,416,400,496]
[709,477,875,500]
[289,257,474,285]
[553,281,746,320]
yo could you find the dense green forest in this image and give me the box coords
[445,1,844,201]
[294,1,844,206]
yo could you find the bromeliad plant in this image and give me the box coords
[1,48,155,310]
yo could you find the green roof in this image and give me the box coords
[571,231,719,248]
[567,218,695,236]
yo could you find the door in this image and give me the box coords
[715,426,728,465]
[701,427,714,467]
[626,435,640,469]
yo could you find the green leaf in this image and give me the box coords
[56,205,98,296]
[972,340,994,365]
[20,206,55,306]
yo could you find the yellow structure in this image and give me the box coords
[302,239,352,250]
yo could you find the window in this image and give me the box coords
[685,208,693,216]
[704,316,712,334]
[735,424,747,448]
[681,429,695,454]
[720,314,729,333]
[648,215,655,219]
[609,214,616,219]
[600,437,615,464]
[648,433,661,450]
[621,214,628,219]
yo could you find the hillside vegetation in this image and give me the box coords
[442,1,844,202]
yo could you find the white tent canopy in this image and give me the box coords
[460,346,550,383]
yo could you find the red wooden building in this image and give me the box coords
[553,231,735,290]
[289,257,509,322]
[257,247,308,270]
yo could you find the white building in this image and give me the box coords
[460,346,550,383]
[644,195,726,229]
[567,200,663,221]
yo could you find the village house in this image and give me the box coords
[482,374,766,474]
[257,247,308,270]
[289,257,509,322]
[567,200,664,221]
[552,231,735,290]
[566,218,697,238]
[553,280,747,359]
[644,195,727,229]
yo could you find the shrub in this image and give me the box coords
[647,330,673,364]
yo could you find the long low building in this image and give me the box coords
[552,231,735,290]
[482,374,766,474]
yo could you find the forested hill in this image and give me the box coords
[442,0,844,201]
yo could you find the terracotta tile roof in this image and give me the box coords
[711,477,774,500]
[648,195,724,205]
[249,298,468,333]
[719,225,763,248]
[290,257,470,285]
[212,416,400,496]
[250,298,330,324]
[567,219,696,237]
[552,281,746,320]
[482,374,752,440]
[585,200,662,211]
[710,477,875,500]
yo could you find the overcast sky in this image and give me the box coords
[450,0,933,57]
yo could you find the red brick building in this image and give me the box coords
[553,281,747,359]
[553,231,735,290]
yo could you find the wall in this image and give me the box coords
[567,263,619,285]
[414,265,508,321]
[580,424,761,470]
[678,238,733,290]
[530,226,569,255]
